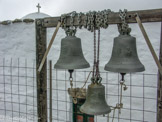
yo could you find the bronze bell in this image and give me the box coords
[80,83,111,115]
[104,34,145,73]
[54,35,90,69]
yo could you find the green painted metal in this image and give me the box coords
[73,98,94,122]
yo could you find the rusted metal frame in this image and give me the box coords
[42,8,162,28]
[158,21,162,122]
[36,19,47,122]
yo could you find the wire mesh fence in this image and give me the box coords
[0,58,158,122]
[47,62,158,122]
[0,58,37,122]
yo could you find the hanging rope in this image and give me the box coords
[81,71,92,89]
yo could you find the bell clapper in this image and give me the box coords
[68,69,74,89]
[73,97,77,104]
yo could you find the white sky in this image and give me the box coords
[0,0,162,20]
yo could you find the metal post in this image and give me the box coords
[157,21,162,122]
[49,60,52,122]
[36,19,47,122]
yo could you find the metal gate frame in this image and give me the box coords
[35,8,162,122]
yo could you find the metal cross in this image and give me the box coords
[36,3,41,13]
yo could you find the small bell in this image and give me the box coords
[54,35,90,69]
[104,34,145,73]
[80,82,111,115]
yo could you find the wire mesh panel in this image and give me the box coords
[48,68,158,122]
[0,59,37,122]
[0,58,158,122]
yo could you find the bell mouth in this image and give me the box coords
[104,63,145,73]
[54,61,90,69]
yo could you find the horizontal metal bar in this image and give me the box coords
[43,8,162,28]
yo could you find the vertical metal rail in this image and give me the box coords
[56,69,59,120]
[49,60,52,122]
[130,73,132,122]
[18,58,20,122]
[143,74,145,121]
[65,70,67,121]
[118,73,120,122]
[33,60,36,121]
[157,21,162,122]
[3,58,6,119]
[106,72,109,122]
[36,19,47,122]
[10,58,13,122]
[25,59,28,122]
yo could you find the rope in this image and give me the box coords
[81,71,92,89]
[112,108,116,122]
[72,71,92,104]
[107,81,127,122]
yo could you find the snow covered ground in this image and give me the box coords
[0,19,160,122]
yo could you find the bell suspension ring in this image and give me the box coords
[118,9,131,35]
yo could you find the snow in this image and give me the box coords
[0,14,161,122]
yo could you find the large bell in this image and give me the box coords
[104,34,145,73]
[80,83,111,115]
[54,35,90,69]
